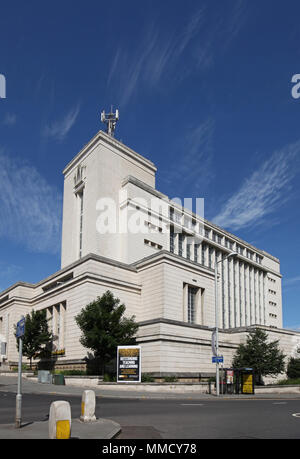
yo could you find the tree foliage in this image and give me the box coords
[75,291,139,373]
[15,309,53,369]
[287,357,300,379]
[232,328,286,383]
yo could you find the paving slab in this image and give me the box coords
[0,417,121,439]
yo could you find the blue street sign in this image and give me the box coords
[212,356,223,363]
[16,318,25,338]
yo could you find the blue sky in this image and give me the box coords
[0,0,300,329]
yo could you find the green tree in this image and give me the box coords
[15,309,53,369]
[75,291,139,374]
[232,328,286,384]
[287,357,300,379]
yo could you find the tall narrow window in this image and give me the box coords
[194,244,199,263]
[178,233,184,257]
[209,247,213,268]
[187,286,198,324]
[202,243,206,266]
[78,191,84,258]
[170,226,175,253]
[187,242,191,260]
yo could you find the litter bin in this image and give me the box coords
[52,374,65,385]
[38,370,52,384]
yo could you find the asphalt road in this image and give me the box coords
[1,389,300,439]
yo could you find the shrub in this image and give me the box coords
[141,373,155,382]
[287,358,300,379]
[163,376,178,383]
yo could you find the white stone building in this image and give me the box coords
[0,124,299,379]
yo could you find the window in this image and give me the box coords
[187,243,191,260]
[178,233,184,257]
[204,228,210,239]
[225,238,233,250]
[170,226,175,253]
[209,246,213,268]
[237,244,244,255]
[78,191,84,258]
[174,211,182,224]
[194,244,199,263]
[187,286,198,324]
[256,254,263,264]
[247,250,254,260]
[269,313,277,319]
[144,239,162,250]
[202,243,206,265]
[46,302,66,353]
[184,216,192,229]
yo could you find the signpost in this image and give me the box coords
[117,345,141,383]
[15,316,25,428]
[212,355,223,364]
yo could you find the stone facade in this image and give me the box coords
[0,129,299,379]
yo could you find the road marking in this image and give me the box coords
[292,413,300,418]
[273,402,287,405]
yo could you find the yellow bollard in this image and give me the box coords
[49,401,72,439]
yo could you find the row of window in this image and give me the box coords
[144,220,163,233]
[186,279,276,329]
[169,226,263,266]
[144,239,163,250]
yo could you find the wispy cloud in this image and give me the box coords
[212,140,300,231]
[161,118,215,195]
[108,9,205,106]
[284,276,300,287]
[0,150,62,253]
[219,0,247,51]
[43,104,80,142]
[108,1,246,106]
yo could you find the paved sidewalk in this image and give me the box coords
[1,374,300,400]
[0,418,121,439]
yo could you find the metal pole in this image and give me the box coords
[15,337,22,428]
[215,263,219,396]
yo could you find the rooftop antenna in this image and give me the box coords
[101,106,119,137]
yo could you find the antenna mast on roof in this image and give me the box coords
[101,106,119,137]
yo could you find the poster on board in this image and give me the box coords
[117,345,141,383]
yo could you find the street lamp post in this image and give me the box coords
[214,251,238,396]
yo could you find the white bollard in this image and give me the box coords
[49,400,72,439]
[80,390,96,422]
